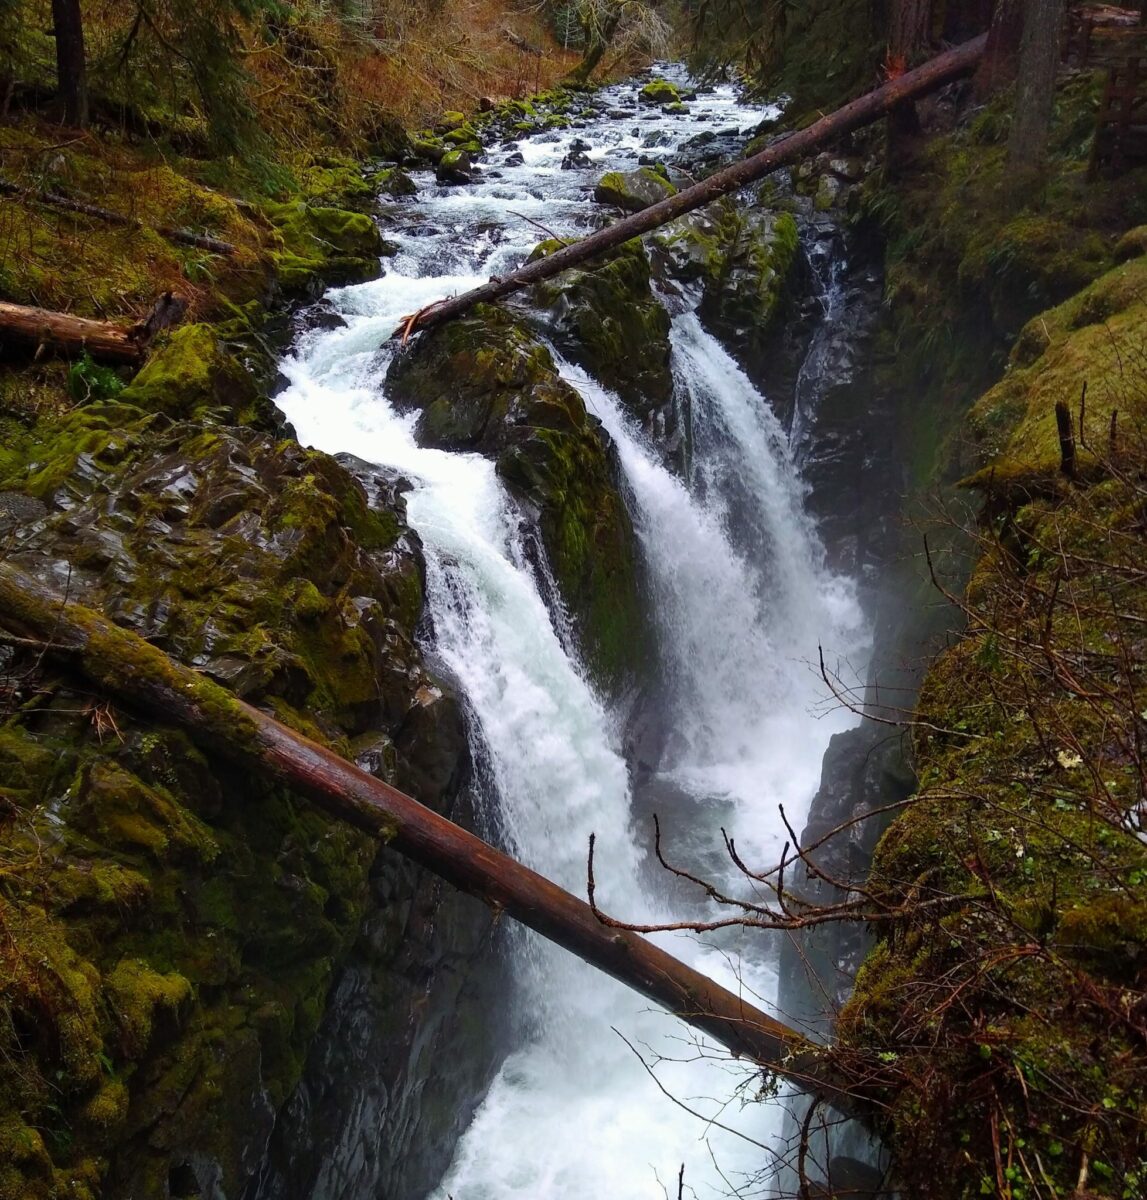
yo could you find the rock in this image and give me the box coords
[373,166,418,198]
[387,305,650,695]
[638,79,680,106]
[650,199,801,376]
[262,199,385,298]
[529,238,674,432]
[593,166,677,213]
[436,150,473,186]
[0,396,473,1198]
[435,110,467,132]
[562,150,592,170]
[504,151,525,166]
[662,101,689,115]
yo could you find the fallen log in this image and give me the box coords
[0,560,864,1116]
[394,33,988,341]
[0,300,144,364]
[0,177,238,255]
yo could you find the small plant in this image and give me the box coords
[67,354,125,404]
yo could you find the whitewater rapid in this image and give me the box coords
[275,67,869,1200]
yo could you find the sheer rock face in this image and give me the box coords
[0,398,482,1200]
[387,304,651,699]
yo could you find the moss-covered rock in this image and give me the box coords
[651,199,800,374]
[436,149,473,185]
[638,79,680,106]
[262,199,385,298]
[593,167,677,212]
[530,238,673,428]
[117,325,256,420]
[387,305,649,693]
[0,388,469,1196]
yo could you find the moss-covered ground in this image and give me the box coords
[834,87,1147,1197]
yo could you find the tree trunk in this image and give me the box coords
[0,301,143,364]
[564,5,622,85]
[0,561,867,1117]
[974,0,1026,95]
[397,34,988,342]
[1007,0,1066,172]
[891,0,933,61]
[50,0,87,127]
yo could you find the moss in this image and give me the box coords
[841,259,1147,1194]
[532,238,672,421]
[638,79,680,105]
[262,199,384,297]
[593,167,677,212]
[105,960,191,1055]
[118,325,255,420]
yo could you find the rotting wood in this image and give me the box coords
[0,300,144,363]
[0,177,239,255]
[0,560,868,1118]
[393,33,988,342]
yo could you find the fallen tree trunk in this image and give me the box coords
[394,33,987,341]
[0,560,864,1116]
[0,177,238,255]
[0,300,144,363]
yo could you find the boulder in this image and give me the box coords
[593,166,677,212]
[436,150,473,185]
[529,238,674,433]
[639,79,680,106]
[650,199,802,373]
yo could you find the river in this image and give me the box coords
[270,66,871,1200]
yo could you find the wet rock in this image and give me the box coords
[387,305,650,696]
[593,166,677,212]
[436,150,473,186]
[639,78,680,106]
[650,198,801,378]
[529,237,674,434]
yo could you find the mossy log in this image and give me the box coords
[395,33,988,341]
[0,177,239,255]
[0,300,145,363]
[0,560,865,1116]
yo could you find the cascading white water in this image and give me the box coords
[275,67,869,1200]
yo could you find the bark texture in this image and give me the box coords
[0,300,144,363]
[1008,0,1067,170]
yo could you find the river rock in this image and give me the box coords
[528,237,674,437]
[593,166,677,212]
[436,149,473,185]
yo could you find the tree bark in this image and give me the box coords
[974,0,1026,96]
[397,33,988,341]
[0,301,144,363]
[1007,0,1066,172]
[50,0,87,128]
[0,561,867,1116]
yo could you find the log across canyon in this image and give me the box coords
[394,32,988,340]
[0,561,868,1117]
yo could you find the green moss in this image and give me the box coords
[118,324,255,419]
[638,79,680,105]
[262,199,384,296]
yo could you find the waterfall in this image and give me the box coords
[272,65,870,1200]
